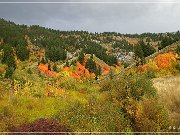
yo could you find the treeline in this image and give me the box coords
[112,40,133,52]
[28,24,117,65]
[0,19,29,61]
[0,19,30,78]
[134,40,156,65]
[1,18,180,70]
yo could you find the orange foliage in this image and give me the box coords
[70,62,91,80]
[77,62,85,70]
[44,70,57,76]
[104,66,110,71]
[1,67,5,74]
[137,64,149,72]
[154,53,176,69]
[84,69,90,76]
[71,73,81,79]
[102,70,109,75]
[38,63,57,76]
[63,67,70,72]
[38,63,48,72]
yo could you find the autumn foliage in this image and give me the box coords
[137,64,149,72]
[38,63,57,76]
[154,53,176,69]
[71,62,90,79]
[38,63,48,71]
[137,53,176,73]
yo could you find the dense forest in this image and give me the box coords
[1,18,180,78]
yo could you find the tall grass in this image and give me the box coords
[153,76,180,127]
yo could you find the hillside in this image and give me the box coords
[0,18,180,133]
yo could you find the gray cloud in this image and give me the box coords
[0,0,180,33]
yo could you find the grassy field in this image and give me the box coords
[153,75,180,129]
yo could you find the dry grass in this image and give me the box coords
[153,75,180,126]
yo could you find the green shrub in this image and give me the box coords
[145,69,156,79]
[100,74,157,100]
[0,70,2,78]
[99,74,169,132]
[56,100,132,132]
[123,62,130,68]
[27,68,33,74]
[134,98,169,132]
[1,106,12,118]
[175,63,180,71]
[5,67,14,78]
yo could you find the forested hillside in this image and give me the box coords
[0,18,180,133]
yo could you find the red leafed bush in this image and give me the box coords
[8,118,73,134]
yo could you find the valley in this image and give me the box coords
[0,18,180,133]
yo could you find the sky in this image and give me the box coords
[0,0,180,34]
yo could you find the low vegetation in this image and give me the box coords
[153,76,180,131]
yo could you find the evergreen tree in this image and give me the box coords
[5,67,14,78]
[78,51,84,64]
[46,47,67,62]
[142,42,156,57]
[16,39,30,61]
[53,63,57,72]
[48,63,51,70]
[160,36,173,49]
[134,44,145,65]
[97,66,102,76]
[85,56,97,73]
[2,43,16,69]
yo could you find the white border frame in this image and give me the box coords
[0,0,180,134]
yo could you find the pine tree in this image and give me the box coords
[85,56,97,73]
[53,63,57,72]
[48,63,51,70]
[2,43,16,69]
[46,47,67,62]
[98,66,102,76]
[78,51,84,64]
[134,44,145,65]
[5,67,14,78]
[16,39,29,61]
[143,42,156,57]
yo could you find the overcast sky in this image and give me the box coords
[0,0,180,34]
